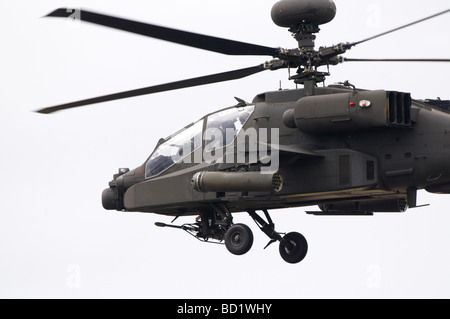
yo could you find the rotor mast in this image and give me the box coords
[271,0,338,94]
[289,23,325,95]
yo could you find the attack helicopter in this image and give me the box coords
[37,0,450,264]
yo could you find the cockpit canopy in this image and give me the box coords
[145,105,255,179]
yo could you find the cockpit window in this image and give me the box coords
[145,120,203,179]
[144,105,254,179]
[205,105,254,152]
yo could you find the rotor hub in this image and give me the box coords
[270,0,338,88]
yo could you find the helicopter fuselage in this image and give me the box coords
[102,85,450,216]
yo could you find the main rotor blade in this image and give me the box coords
[36,64,267,114]
[344,58,450,63]
[350,9,450,47]
[46,8,280,57]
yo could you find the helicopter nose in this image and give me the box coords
[102,187,124,211]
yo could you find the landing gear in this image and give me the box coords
[224,224,254,255]
[155,203,233,244]
[279,232,308,264]
[155,205,308,264]
[246,209,308,264]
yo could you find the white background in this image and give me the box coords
[1,0,450,298]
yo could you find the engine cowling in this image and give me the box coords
[282,90,412,134]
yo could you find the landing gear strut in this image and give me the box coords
[246,209,308,264]
[156,205,308,264]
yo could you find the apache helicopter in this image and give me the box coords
[38,0,450,264]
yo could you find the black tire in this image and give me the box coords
[279,232,308,264]
[225,224,254,256]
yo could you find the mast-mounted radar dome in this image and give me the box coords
[271,0,337,50]
[271,0,336,28]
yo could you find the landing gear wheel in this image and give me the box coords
[225,224,254,256]
[279,232,308,264]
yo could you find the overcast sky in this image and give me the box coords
[1,0,450,298]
